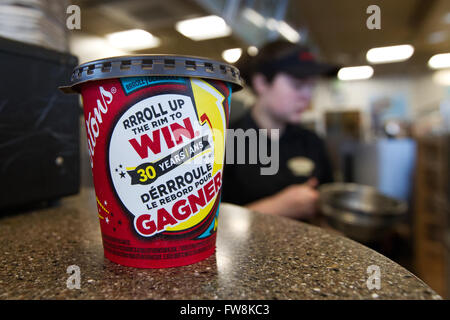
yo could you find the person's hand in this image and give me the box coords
[246,178,320,220]
[273,178,319,219]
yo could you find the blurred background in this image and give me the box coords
[0,0,449,298]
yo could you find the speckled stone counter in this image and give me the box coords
[0,188,441,299]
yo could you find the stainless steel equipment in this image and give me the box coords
[319,183,407,243]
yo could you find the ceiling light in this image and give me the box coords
[175,15,231,41]
[222,48,242,63]
[428,53,450,69]
[70,34,129,64]
[432,69,450,86]
[265,18,278,31]
[247,46,258,56]
[242,8,266,27]
[366,44,414,64]
[337,66,374,81]
[264,18,300,43]
[106,29,160,51]
[277,21,301,43]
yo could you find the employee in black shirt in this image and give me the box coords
[222,40,335,220]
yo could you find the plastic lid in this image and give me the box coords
[60,54,244,93]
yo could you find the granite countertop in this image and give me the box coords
[0,188,441,299]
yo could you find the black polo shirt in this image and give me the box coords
[222,111,333,206]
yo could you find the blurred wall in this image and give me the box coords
[308,75,447,139]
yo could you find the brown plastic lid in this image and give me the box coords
[60,54,244,93]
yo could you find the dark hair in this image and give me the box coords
[236,40,308,90]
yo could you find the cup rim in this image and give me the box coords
[59,54,244,94]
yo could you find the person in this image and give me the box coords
[221,40,335,221]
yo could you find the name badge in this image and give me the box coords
[287,157,315,176]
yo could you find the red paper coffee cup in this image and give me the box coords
[61,55,243,268]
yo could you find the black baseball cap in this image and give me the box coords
[237,40,338,87]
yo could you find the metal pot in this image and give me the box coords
[319,183,407,243]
